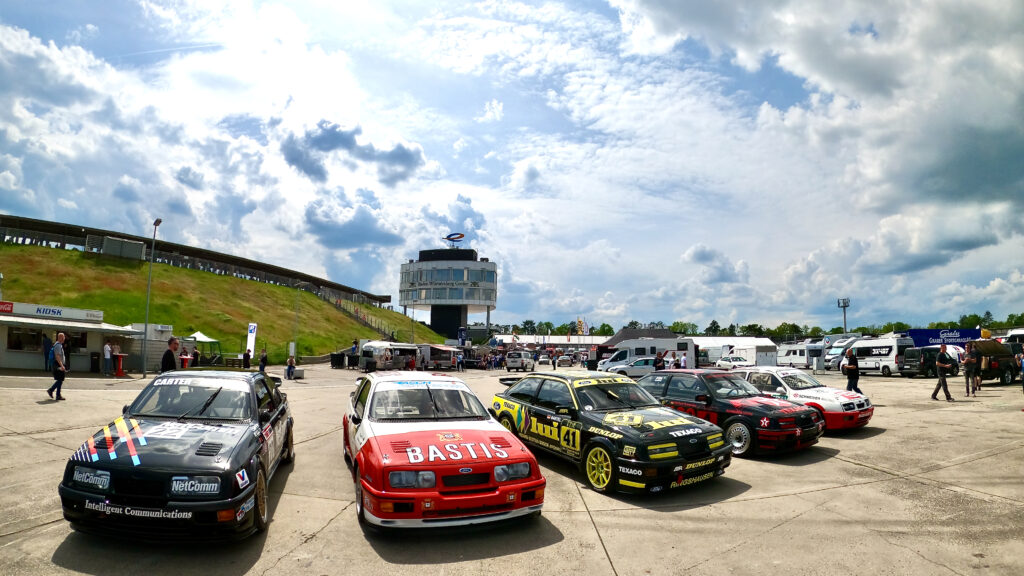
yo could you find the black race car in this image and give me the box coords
[636,369,823,457]
[58,370,294,540]
[492,371,731,494]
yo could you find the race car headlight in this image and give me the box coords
[170,475,222,497]
[389,470,436,489]
[842,402,856,411]
[494,462,531,482]
[71,466,111,493]
[864,399,871,407]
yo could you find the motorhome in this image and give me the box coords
[823,336,862,370]
[839,336,915,377]
[417,343,460,370]
[596,337,683,371]
[358,340,420,371]
[777,342,811,368]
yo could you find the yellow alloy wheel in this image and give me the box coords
[585,446,613,490]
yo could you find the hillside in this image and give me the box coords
[0,244,444,363]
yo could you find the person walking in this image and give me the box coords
[161,337,179,373]
[963,342,980,397]
[46,332,68,401]
[258,348,268,372]
[103,340,112,376]
[931,344,955,402]
[242,349,251,369]
[845,348,862,394]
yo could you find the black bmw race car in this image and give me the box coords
[492,371,731,494]
[58,370,294,540]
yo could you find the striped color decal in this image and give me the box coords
[129,418,147,446]
[86,436,99,462]
[618,479,645,488]
[102,425,116,460]
[113,417,141,466]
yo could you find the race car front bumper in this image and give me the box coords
[612,444,733,494]
[358,476,546,528]
[755,421,824,452]
[822,407,874,430]
[58,482,260,541]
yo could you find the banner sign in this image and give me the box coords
[457,327,467,347]
[907,329,981,347]
[0,301,103,322]
[246,323,258,356]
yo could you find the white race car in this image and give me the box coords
[734,366,874,430]
[342,371,545,529]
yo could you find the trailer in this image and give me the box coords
[417,343,459,370]
[676,337,778,367]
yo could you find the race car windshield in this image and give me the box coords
[129,380,251,420]
[576,384,660,411]
[369,386,489,421]
[704,373,760,398]
[780,372,824,390]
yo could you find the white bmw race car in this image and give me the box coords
[342,371,545,529]
[734,366,874,430]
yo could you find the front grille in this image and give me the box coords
[441,472,490,487]
[195,442,222,456]
[109,474,166,506]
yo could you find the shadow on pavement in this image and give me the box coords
[827,426,886,440]
[364,514,564,563]
[747,446,839,466]
[49,465,294,576]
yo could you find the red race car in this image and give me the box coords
[343,372,545,530]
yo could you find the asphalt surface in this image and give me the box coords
[1,364,1022,575]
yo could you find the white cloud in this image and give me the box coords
[474,99,504,123]
[65,23,99,44]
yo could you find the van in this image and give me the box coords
[900,346,963,378]
[505,351,535,372]
[839,337,915,377]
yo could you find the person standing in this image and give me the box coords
[42,332,53,371]
[258,348,268,372]
[845,348,862,394]
[286,355,296,379]
[456,352,464,372]
[161,337,179,373]
[242,349,251,369]
[46,332,68,401]
[653,352,666,371]
[963,342,980,397]
[932,344,955,402]
[103,340,112,376]
[681,351,688,369]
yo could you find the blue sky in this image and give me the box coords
[1,0,1022,330]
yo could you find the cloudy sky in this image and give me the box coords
[1,0,1022,330]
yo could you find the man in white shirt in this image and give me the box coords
[680,352,688,369]
[103,341,112,376]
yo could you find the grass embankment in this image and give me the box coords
[0,244,443,363]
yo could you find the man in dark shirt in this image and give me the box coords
[963,342,980,397]
[932,344,955,402]
[161,337,179,373]
[845,348,862,393]
[242,349,252,369]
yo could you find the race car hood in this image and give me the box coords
[364,419,532,466]
[723,396,816,417]
[579,405,719,441]
[788,387,868,405]
[69,416,253,471]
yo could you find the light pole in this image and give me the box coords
[293,280,318,356]
[838,298,850,333]
[141,218,162,377]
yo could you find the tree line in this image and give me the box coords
[504,310,1023,341]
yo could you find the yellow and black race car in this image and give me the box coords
[492,371,731,494]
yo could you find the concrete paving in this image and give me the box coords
[0,365,1022,575]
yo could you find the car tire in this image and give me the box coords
[498,415,518,437]
[582,444,616,493]
[1001,369,1013,385]
[253,466,269,532]
[840,366,847,376]
[882,366,892,377]
[724,419,754,457]
[282,425,295,464]
[353,465,374,532]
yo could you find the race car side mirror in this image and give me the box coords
[122,404,129,415]
[258,410,272,425]
[350,414,362,426]
[776,387,787,396]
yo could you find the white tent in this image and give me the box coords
[189,331,219,343]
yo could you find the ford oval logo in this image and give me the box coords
[459,467,473,474]
[689,438,699,444]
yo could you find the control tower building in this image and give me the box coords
[399,245,497,340]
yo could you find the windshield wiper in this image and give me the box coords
[423,386,441,420]
[178,387,223,421]
[602,388,635,409]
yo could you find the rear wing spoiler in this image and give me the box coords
[498,376,521,387]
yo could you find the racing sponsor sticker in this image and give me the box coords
[618,466,642,476]
[621,445,637,457]
[85,500,193,519]
[145,421,234,439]
[170,476,221,496]
[236,495,256,521]
[669,471,715,488]
[236,469,250,489]
[669,427,701,438]
[587,426,624,440]
[437,432,463,442]
[73,467,110,490]
[405,442,509,463]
